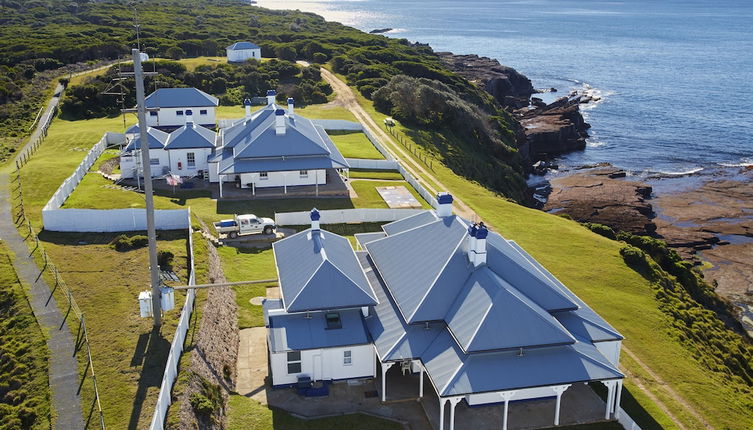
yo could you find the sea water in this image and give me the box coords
[256,0,753,178]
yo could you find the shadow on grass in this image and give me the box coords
[590,382,664,430]
[127,327,170,430]
[37,229,188,246]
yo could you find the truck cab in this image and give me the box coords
[214,214,276,238]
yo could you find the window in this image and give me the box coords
[259,172,269,180]
[287,351,302,374]
[199,109,208,115]
[176,110,184,116]
[150,158,160,165]
[343,350,352,366]
[299,170,308,178]
[186,152,196,168]
[325,312,341,330]
[149,111,158,117]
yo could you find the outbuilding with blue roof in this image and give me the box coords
[226,41,261,63]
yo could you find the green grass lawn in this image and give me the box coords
[226,394,403,430]
[348,169,403,180]
[0,242,52,430]
[350,179,431,209]
[345,80,753,429]
[38,231,190,429]
[327,131,384,159]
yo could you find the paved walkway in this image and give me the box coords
[0,83,84,428]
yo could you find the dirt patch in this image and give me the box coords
[99,156,119,175]
[174,240,239,429]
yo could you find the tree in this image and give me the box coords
[274,45,296,61]
[165,46,185,60]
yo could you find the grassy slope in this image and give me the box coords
[0,242,52,430]
[349,86,753,429]
[38,231,189,429]
[327,131,384,159]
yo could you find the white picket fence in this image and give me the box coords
[150,220,196,430]
[275,208,428,226]
[42,133,192,232]
[617,407,642,430]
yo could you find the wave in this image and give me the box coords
[718,158,753,168]
[644,167,705,178]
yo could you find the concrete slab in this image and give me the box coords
[235,327,269,404]
[376,185,422,208]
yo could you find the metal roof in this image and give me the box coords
[227,41,260,51]
[365,216,472,324]
[123,127,169,152]
[273,229,378,313]
[422,330,623,397]
[445,267,575,353]
[144,88,219,108]
[164,122,216,150]
[354,232,387,249]
[268,308,370,353]
[125,124,140,134]
[381,210,437,236]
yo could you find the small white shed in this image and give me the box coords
[226,42,261,63]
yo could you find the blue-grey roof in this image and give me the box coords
[365,216,472,323]
[123,127,169,152]
[354,232,387,249]
[422,330,623,397]
[486,234,579,312]
[382,210,437,236]
[164,122,216,150]
[273,229,378,313]
[227,41,260,51]
[445,267,575,353]
[125,124,140,134]
[144,88,219,108]
[268,309,370,353]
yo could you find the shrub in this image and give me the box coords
[583,222,616,240]
[157,250,174,270]
[109,234,149,252]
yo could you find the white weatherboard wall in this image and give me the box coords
[150,220,196,430]
[270,344,375,386]
[148,107,216,128]
[120,149,170,179]
[42,133,191,232]
[275,208,427,226]
[240,169,326,188]
[227,48,261,62]
[168,148,212,176]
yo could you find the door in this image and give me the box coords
[312,354,323,381]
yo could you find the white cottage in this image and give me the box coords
[208,91,349,196]
[226,42,262,63]
[144,88,218,130]
[163,111,217,177]
[264,210,379,387]
[119,127,170,178]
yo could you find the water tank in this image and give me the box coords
[160,286,175,312]
[139,291,153,318]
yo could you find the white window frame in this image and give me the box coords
[199,109,208,115]
[343,350,352,366]
[259,172,269,180]
[287,351,302,374]
[299,170,308,178]
[186,152,196,168]
[176,110,184,116]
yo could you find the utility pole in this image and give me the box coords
[132,48,162,328]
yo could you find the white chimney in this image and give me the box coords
[185,109,194,125]
[287,97,295,115]
[275,109,286,135]
[470,223,488,267]
[436,192,453,217]
[266,89,276,105]
[243,98,252,118]
[467,223,478,265]
[310,208,320,231]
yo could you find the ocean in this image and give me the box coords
[256,0,753,180]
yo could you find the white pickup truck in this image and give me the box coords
[213,214,276,238]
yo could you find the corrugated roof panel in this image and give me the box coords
[227,41,260,51]
[234,118,331,159]
[409,246,473,322]
[274,230,377,313]
[365,216,469,323]
[382,211,437,235]
[268,309,370,353]
[123,127,169,151]
[164,123,216,149]
[354,232,387,248]
[219,156,348,174]
[486,234,578,312]
[144,87,219,108]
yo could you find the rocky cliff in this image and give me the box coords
[438,52,590,164]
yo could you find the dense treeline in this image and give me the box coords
[584,223,753,392]
[0,0,528,199]
[61,59,331,119]
[0,247,51,429]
